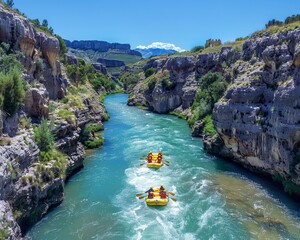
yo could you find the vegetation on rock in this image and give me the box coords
[188,72,227,127]
[34,118,54,152]
[65,58,116,92]
[81,123,104,149]
[0,44,26,115]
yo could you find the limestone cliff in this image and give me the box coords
[128,28,300,195]
[0,4,107,238]
[213,29,300,190]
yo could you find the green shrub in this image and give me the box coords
[191,46,204,52]
[19,117,31,129]
[203,115,216,136]
[145,68,156,78]
[0,137,11,146]
[0,229,8,240]
[0,69,25,115]
[119,72,140,88]
[58,109,75,124]
[34,118,54,152]
[61,93,85,109]
[39,148,67,178]
[190,72,227,129]
[148,78,157,91]
[81,123,104,144]
[84,138,104,149]
[161,77,176,91]
[54,34,68,55]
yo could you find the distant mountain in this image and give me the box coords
[64,40,142,68]
[135,42,185,58]
[135,48,177,58]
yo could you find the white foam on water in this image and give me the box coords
[183,233,197,240]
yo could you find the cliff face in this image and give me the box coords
[97,58,125,67]
[129,29,300,193]
[0,4,107,238]
[65,40,142,57]
[130,48,239,113]
[214,29,300,187]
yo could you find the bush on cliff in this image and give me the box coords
[189,72,227,129]
[34,118,54,152]
[66,59,115,92]
[0,43,26,115]
[81,123,104,149]
[191,45,204,53]
[145,68,156,78]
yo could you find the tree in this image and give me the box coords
[42,19,48,27]
[49,27,54,35]
[1,69,25,115]
[34,118,54,152]
[145,68,156,78]
[55,34,68,55]
[265,19,283,28]
[31,19,40,27]
[6,0,14,8]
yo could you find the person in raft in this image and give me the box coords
[147,152,153,163]
[160,190,167,199]
[145,187,154,199]
[159,185,165,191]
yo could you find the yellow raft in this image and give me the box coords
[145,188,169,206]
[147,152,163,169]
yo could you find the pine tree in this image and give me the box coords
[34,118,54,152]
[6,0,14,8]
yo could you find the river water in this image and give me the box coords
[28,94,300,240]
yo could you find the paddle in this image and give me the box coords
[164,163,170,166]
[140,163,146,166]
[139,195,146,199]
[140,157,147,160]
[168,191,175,196]
[170,197,177,202]
[136,193,145,197]
[164,160,170,163]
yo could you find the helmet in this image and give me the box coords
[160,185,164,187]
[150,186,153,188]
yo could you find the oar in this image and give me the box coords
[168,191,175,196]
[136,193,145,197]
[170,197,177,202]
[139,195,146,199]
[164,162,170,166]
[164,154,170,156]
[140,163,146,166]
[164,160,170,163]
[140,157,147,160]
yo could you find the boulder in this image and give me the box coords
[24,88,49,118]
[3,113,18,137]
[35,32,60,75]
[92,63,108,75]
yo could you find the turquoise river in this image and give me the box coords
[28,94,300,240]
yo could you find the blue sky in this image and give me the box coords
[13,0,300,50]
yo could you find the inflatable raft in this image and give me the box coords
[147,151,163,169]
[145,187,169,206]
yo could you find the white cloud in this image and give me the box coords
[136,42,185,52]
